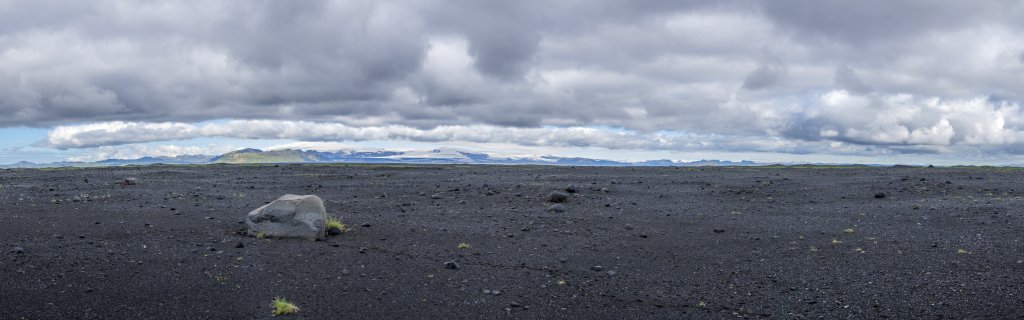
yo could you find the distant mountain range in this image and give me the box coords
[0,147,764,168]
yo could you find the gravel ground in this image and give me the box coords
[2,164,1023,319]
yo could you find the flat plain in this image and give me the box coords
[2,164,1023,319]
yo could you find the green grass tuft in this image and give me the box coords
[271,297,299,316]
[325,217,351,234]
[457,242,471,249]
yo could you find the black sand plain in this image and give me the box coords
[2,164,1023,319]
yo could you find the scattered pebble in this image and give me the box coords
[874,192,886,199]
[547,204,566,213]
[547,191,568,203]
[444,260,461,270]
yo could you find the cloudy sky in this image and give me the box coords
[2,0,1024,165]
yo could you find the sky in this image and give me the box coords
[2,1,1024,165]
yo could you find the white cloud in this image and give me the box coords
[67,144,237,162]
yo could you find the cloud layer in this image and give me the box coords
[4,1,1024,158]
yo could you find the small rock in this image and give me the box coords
[430,194,442,199]
[444,260,461,270]
[10,247,24,254]
[123,177,138,185]
[606,270,617,276]
[713,229,725,233]
[565,186,578,193]
[361,223,372,228]
[590,265,604,272]
[510,302,522,308]
[341,268,351,275]
[327,227,342,236]
[874,192,886,199]
[547,191,568,203]
[483,289,491,294]
[492,290,501,296]
[235,242,244,248]
[547,204,567,213]
[559,257,568,263]
[624,224,634,230]
[72,196,82,202]
[359,247,368,253]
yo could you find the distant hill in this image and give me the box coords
[1,147,773,168]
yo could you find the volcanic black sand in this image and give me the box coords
[2,164,1023,319]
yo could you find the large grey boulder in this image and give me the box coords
[246,194,327,240]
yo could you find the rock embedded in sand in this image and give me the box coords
[547,191,569,203]
[874,192,886,199]
[547,204,567,213]
[123,177,138,185]
[245,194,327,240]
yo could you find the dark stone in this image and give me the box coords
[874,192,886,199]
[590,265,604,272]
[235,242,244,248]
[713,229,725,233]
[327,227,342,236]
[444,260,461,270]
[547,191,569,203]
[565,185,578,193]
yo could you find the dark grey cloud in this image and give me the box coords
[742,54,787,90]
[2,0,1024,157]
[834,64,872,94]
[760,0,1018,45]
